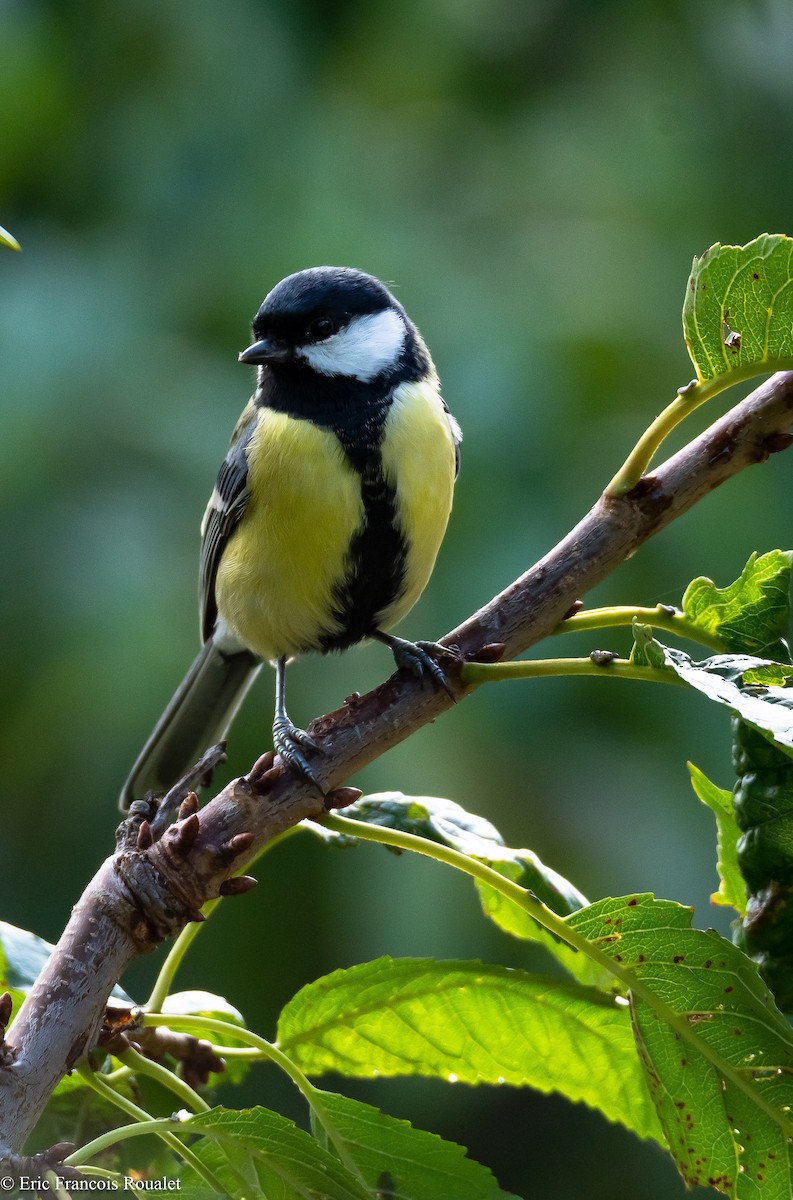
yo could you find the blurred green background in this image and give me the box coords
[2,1,792,1195]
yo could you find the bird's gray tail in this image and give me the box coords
[119,640,262,810]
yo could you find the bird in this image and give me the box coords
[119,266,461,808]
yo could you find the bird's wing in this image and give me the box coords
[199,403,258,642]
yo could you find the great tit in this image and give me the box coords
[120,266,461,807]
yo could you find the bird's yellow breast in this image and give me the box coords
[377,378,457,630]
[214,379,456,663]
[214,409,363,660]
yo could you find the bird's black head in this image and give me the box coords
[239,267,426,383]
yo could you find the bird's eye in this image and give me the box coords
[307,317,336,342]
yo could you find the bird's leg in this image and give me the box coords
[374,631,456,700]
[272,656,323,792]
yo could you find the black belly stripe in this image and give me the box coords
[320,447,407,651]
[255,348,428,650]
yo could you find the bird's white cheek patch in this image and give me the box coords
[300,309,406,381]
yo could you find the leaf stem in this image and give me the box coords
[553,604,727,653]
[606,370,771,496]
[145,902,219,1012]
[461,655,686,687]
[118,1043,210,1113]
[67,1113,177,1165]
[318,811,793,1140]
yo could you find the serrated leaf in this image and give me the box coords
[277,957,664,1147]
[682,551,793,660]
[683,233,793,384]
[567,895,793,1196]
[311,1091,521,1200]
[318,794,602,986]
[660,647,793,760]
[179,1106,371,1200]
[688,762,746,916]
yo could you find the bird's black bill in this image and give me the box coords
[238,337,291,365]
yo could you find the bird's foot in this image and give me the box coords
[380,633,457,700]
[272,716,324,793]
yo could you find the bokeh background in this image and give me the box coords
[2,1,793,1195]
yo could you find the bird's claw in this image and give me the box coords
[388,636,456,700]
[272,717,324,793]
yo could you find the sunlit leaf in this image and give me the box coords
[659,648,793,758]
[681,550,793,660]
[277,957,664,1147]
[567,895,793,1196]
[329,791,507,849]
[683,233,793,383]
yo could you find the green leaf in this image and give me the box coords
[567,895,793,1196]
[0,223,20,251]
[687,762,746,916]
[0,921,56,992]
[0,932,28,1022]
[179,1105,371,1199]
[347,792,588,918]
[162,990,246,1024]
[681,550,793,660]
[472,859,609,989]
[0,920,133,1006]
[277,957,664,1147]
[337,791,508,850]
[659,647,793,759]
[730,719,793,1011]
[319,793,602,985]
[311,1091,521,1200]
[683,233,793,384]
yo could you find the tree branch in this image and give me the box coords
[3,370,793,1159]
